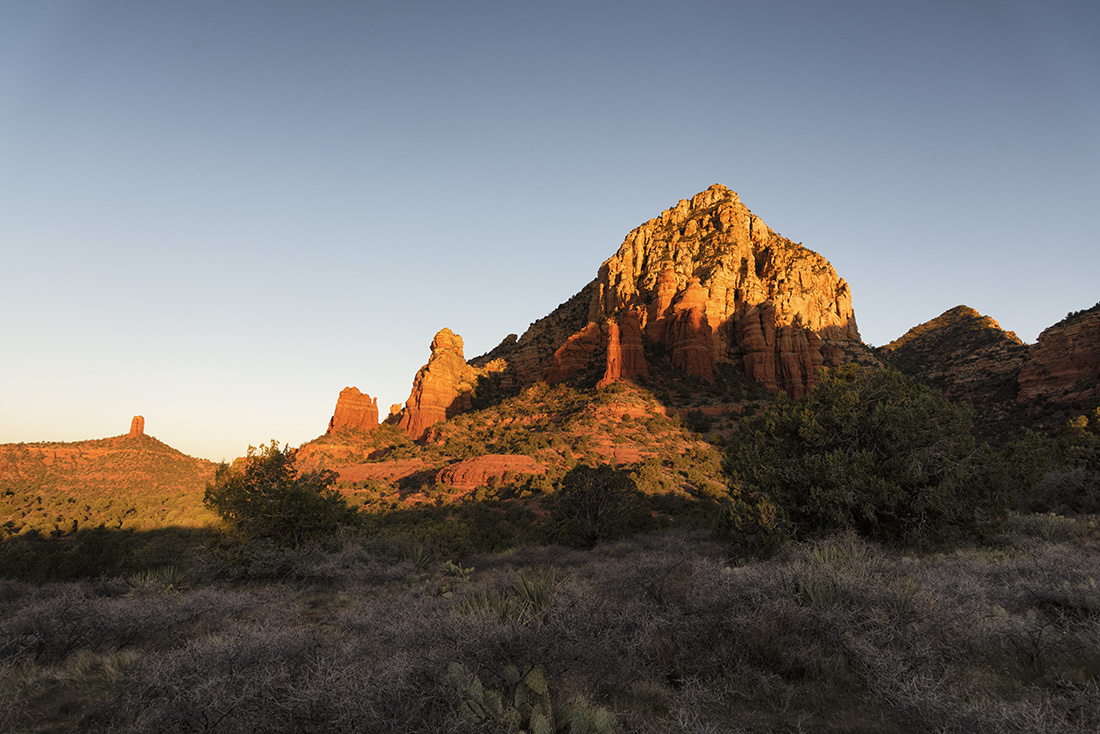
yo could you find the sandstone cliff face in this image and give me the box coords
[561,184,868,396]
[399,328,505,439]
[597,312,649,388]
[327,387,379,434]
[435,454,546,491]
[1018,303,1100,406]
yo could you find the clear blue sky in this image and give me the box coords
[2,1,1097,461]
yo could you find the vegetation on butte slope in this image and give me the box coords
[0,434,216,537]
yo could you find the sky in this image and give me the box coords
[1,1,1098,462]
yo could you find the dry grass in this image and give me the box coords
[2,520,1099,732]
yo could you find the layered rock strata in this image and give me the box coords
[399,328,503,439]
[1018,304,1100,406]
[540,184,868,396]
[435,454,547,491]
[327,387,380,434]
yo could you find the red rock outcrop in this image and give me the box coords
[480,185,868,396]
[583,184,868,396]
[435,454,546,491]
[665,278,715,381]
[327,387,379,434]
[597,312,649,388]
[545,322,604,384]
[128,415,144,438]
[1018,304,1100,406]
[337,459,428,484]
[398,328,481,439]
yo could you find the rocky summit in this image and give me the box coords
[397,328,505,439]
[877,305,1029,434]
[479,184,872,401]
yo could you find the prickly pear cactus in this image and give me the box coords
[443,662,615,733]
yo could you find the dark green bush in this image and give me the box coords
[550,464,646,548]
[724,365,1012,546]
[1025,408,1100,514]
[203,442,359,546]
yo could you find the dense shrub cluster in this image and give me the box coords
[549,465,650,548]
[723,365,1013,547]
[203,442,359,546]
[1026,408,1100,515]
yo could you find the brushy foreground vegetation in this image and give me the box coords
[2,520,1100,733]
[4,366,1099,731]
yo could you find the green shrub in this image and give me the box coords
[550,464,646,548]
[1026,408,1100,515]
[714,492,785,558]
[203,442,359,546]
[724,365,1011,546]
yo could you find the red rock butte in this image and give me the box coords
[525,184,871,397]
[398,329,482,439]
[335,185,878,440]
[128,415,144,437]
[327,387,379,433]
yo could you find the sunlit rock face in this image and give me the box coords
[399,328,481,439]
[327,387,379,434]
[435,454,547,491]
[583,184,868,396]
[597,312,649,388]
[128,416,144,438]
[1018,305,1100,406]
[477,184,868,396]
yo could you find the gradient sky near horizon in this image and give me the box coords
[2,1,1098,462]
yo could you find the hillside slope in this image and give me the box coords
[1,429,216,535]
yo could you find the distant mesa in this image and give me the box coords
[128,415,145,438]
[327,387,379,434]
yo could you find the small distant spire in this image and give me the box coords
[129,415,145,437]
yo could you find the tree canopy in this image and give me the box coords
[723,364,1012,546]
[203,442,358,546]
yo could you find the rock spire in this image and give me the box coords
[128,415,144,437]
